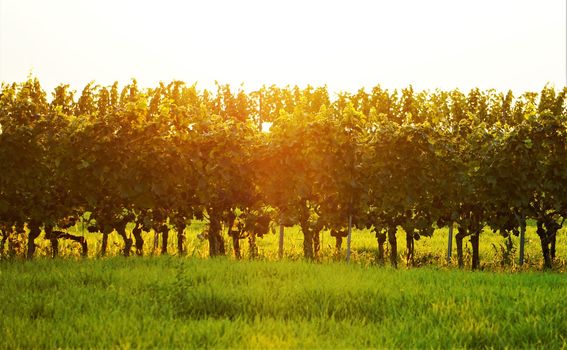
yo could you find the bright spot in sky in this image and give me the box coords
[0,0,565,94]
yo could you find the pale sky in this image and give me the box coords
[0,0,565,94]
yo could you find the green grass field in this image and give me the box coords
[2,223,565,348]
[0,257,565,349]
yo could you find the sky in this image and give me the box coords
[0,0,565,95]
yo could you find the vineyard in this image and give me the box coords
[0,78,566,269]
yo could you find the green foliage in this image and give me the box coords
[0,78,565,269]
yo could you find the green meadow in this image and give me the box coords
[1,257,565,349]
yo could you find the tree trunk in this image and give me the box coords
[335,236,343,252]
[470,231,480,270]
[549,222,559,262]
[208,212,225,257]
[300,222,314,260]
[50,236,59,258]
[227,215,240,259]
[116,226,132,257]
[405,230,414,266]
[219,234,226,255]
[161,225,169,255]
[387,227,397,268]
[0,232,7,256]
[537,221,552,269]
[176,222,186,256]
[26,221,42,260]
[100,232,109,257]
[376,231,386,264]
[539,234,552,269]
[132,223,144,256]
[79,236,88,257]
[232,232,241,259]
[455,227,466,268]
[313,230,321,258]
[45,225,58,258]
[49,238,59,259]
[153,230,159,254]
[248,233,258,259]
[518,219,525,266]
[278,224,284,259]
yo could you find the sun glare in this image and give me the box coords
[261,122,273,133]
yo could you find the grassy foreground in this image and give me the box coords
[0,257,565,349]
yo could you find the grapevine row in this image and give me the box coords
[0,79,565,268]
